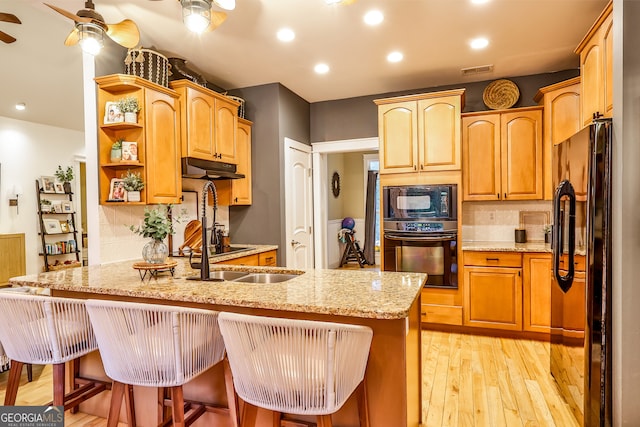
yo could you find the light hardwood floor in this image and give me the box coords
[0,331,577,427]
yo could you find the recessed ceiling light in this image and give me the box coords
[277,28,295,42]
[470,37,489,49]
[387,51,403,63]
[15,103,26,111]
[314,63,330,74]
[471,0,490,4]
[364,10,384,26]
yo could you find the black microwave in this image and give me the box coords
[383,184,457,222]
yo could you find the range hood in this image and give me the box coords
[181,157,245,180]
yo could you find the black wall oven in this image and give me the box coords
[383,184,458,289]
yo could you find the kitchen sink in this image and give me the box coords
[231,273,299,284]
[208,270,250,281]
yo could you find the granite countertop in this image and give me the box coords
[462,241,552,253]
[9,257,425,320]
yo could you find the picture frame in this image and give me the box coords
[108,178,127,202]
[67,221,75,232]
[59,221,69,233]
[53,182,65,194]
[51,201,62,213]
[61,201,73,213]
[104,101,124,124]
[40,176,56,193]
[121,141,138,161]
[43,218,62,234]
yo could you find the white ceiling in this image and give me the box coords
[1,0,607,132]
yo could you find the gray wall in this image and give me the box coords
[228,84,310,265]
[310,69,580,142]
[614,1,640,424]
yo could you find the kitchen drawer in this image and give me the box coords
[464,251,522,268]
[259,250,277,266]
[421,304,463,326]
[558,254,585,272]
[217,254,259,266]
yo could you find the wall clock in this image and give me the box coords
[331,172,341,198]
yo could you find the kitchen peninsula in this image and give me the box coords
[9,255,425,427]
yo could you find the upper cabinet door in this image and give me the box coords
[462,114,501,201]
[580,39,602,127]
[377,101,418,174]
[501,109,543,200]
[184,87,215,160]
[418,95,461,171]
[602,12,613,118]
[145,89,181,204]
[215,97,238,163]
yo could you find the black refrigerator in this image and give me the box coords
[551,118,612,427]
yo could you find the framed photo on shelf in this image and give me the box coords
[40,176,56,193]
[43,218,62,234]
[51,201,62,213]
[104,101,123,124]
[59,221,69,233]
[67,221,74,232]
[61,201,73,213]
[121,141,138,161]
[53,182,65,194]
[108,178,127,202]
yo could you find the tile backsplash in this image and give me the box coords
[462,200,552,242]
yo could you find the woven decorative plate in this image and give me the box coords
[483,79,520,109]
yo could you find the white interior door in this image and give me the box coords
[285,138,313,269]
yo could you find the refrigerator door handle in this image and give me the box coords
[553,179,576,293]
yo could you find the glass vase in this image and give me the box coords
[142,239,168,264]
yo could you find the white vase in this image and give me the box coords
[127,191,141,202]
[124,112,137,123]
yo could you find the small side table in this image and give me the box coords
[132,261,178,280]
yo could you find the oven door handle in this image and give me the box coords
[384,234,456,242]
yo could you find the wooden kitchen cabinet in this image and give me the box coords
[214,250,277,267]
[462,107,543,201]
[170,80,239,164]
[96,74,181,205]
[217,118,253,205]
[534,77,581,200]
[374,89,465,174]
[576,1,612,126]
[523,253,552,333]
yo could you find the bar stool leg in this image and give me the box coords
[124,384,136,427]
[52,363,65,407]
[170,386,186,427]
[108,381,126,427]
[317,415,333,427]
[26,363,33,382]
[356,379,370,427]
[4,360,23,405]
[224,358,240,427]
[241,403,258,427]
[272,411,282,427]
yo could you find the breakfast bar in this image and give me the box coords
[10,257,425,427]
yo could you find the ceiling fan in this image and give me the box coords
[44,1,140,51]
[0,12,21,44]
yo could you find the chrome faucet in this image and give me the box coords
[199,180,220,280]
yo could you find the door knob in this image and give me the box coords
[291,240,300,246]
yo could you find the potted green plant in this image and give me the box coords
[54,165,74,193]
[121,169,144,202]
[129,205,174,264]
[116,96,141,123]
[544,224,552,244]
[111,139,123,162]
[40,198,52,213]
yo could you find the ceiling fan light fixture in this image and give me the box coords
[78,22,104,55]
[182,0,212,34]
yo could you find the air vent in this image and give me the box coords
[461,64,494,76]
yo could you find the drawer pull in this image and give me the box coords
[486,257,500,261]
[264,257,274,262]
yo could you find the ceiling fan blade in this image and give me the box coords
[0,30,16,44]
[44,3,92,23]
[106,19,140,48]
[203,11,227,33]
[64,28,80,46]
[0,13,21,24]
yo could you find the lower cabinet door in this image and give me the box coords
[523,253,552,333]
[464,266,522,330]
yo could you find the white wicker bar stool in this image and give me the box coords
[85,299,239,427]
[0,292,108,408]
[218,312,373,427]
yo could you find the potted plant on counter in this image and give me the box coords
[128,205,173,264]
[121,169,144,202]
[116,96,141,123]
[54,165,74,193]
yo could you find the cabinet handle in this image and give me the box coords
[504,193,507,199]
[518,271,521,276]
[265,257,274,262]
[420,164,423,170]
[497,193,500,199]
[414,165,417,170]
[486,257,500,261]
